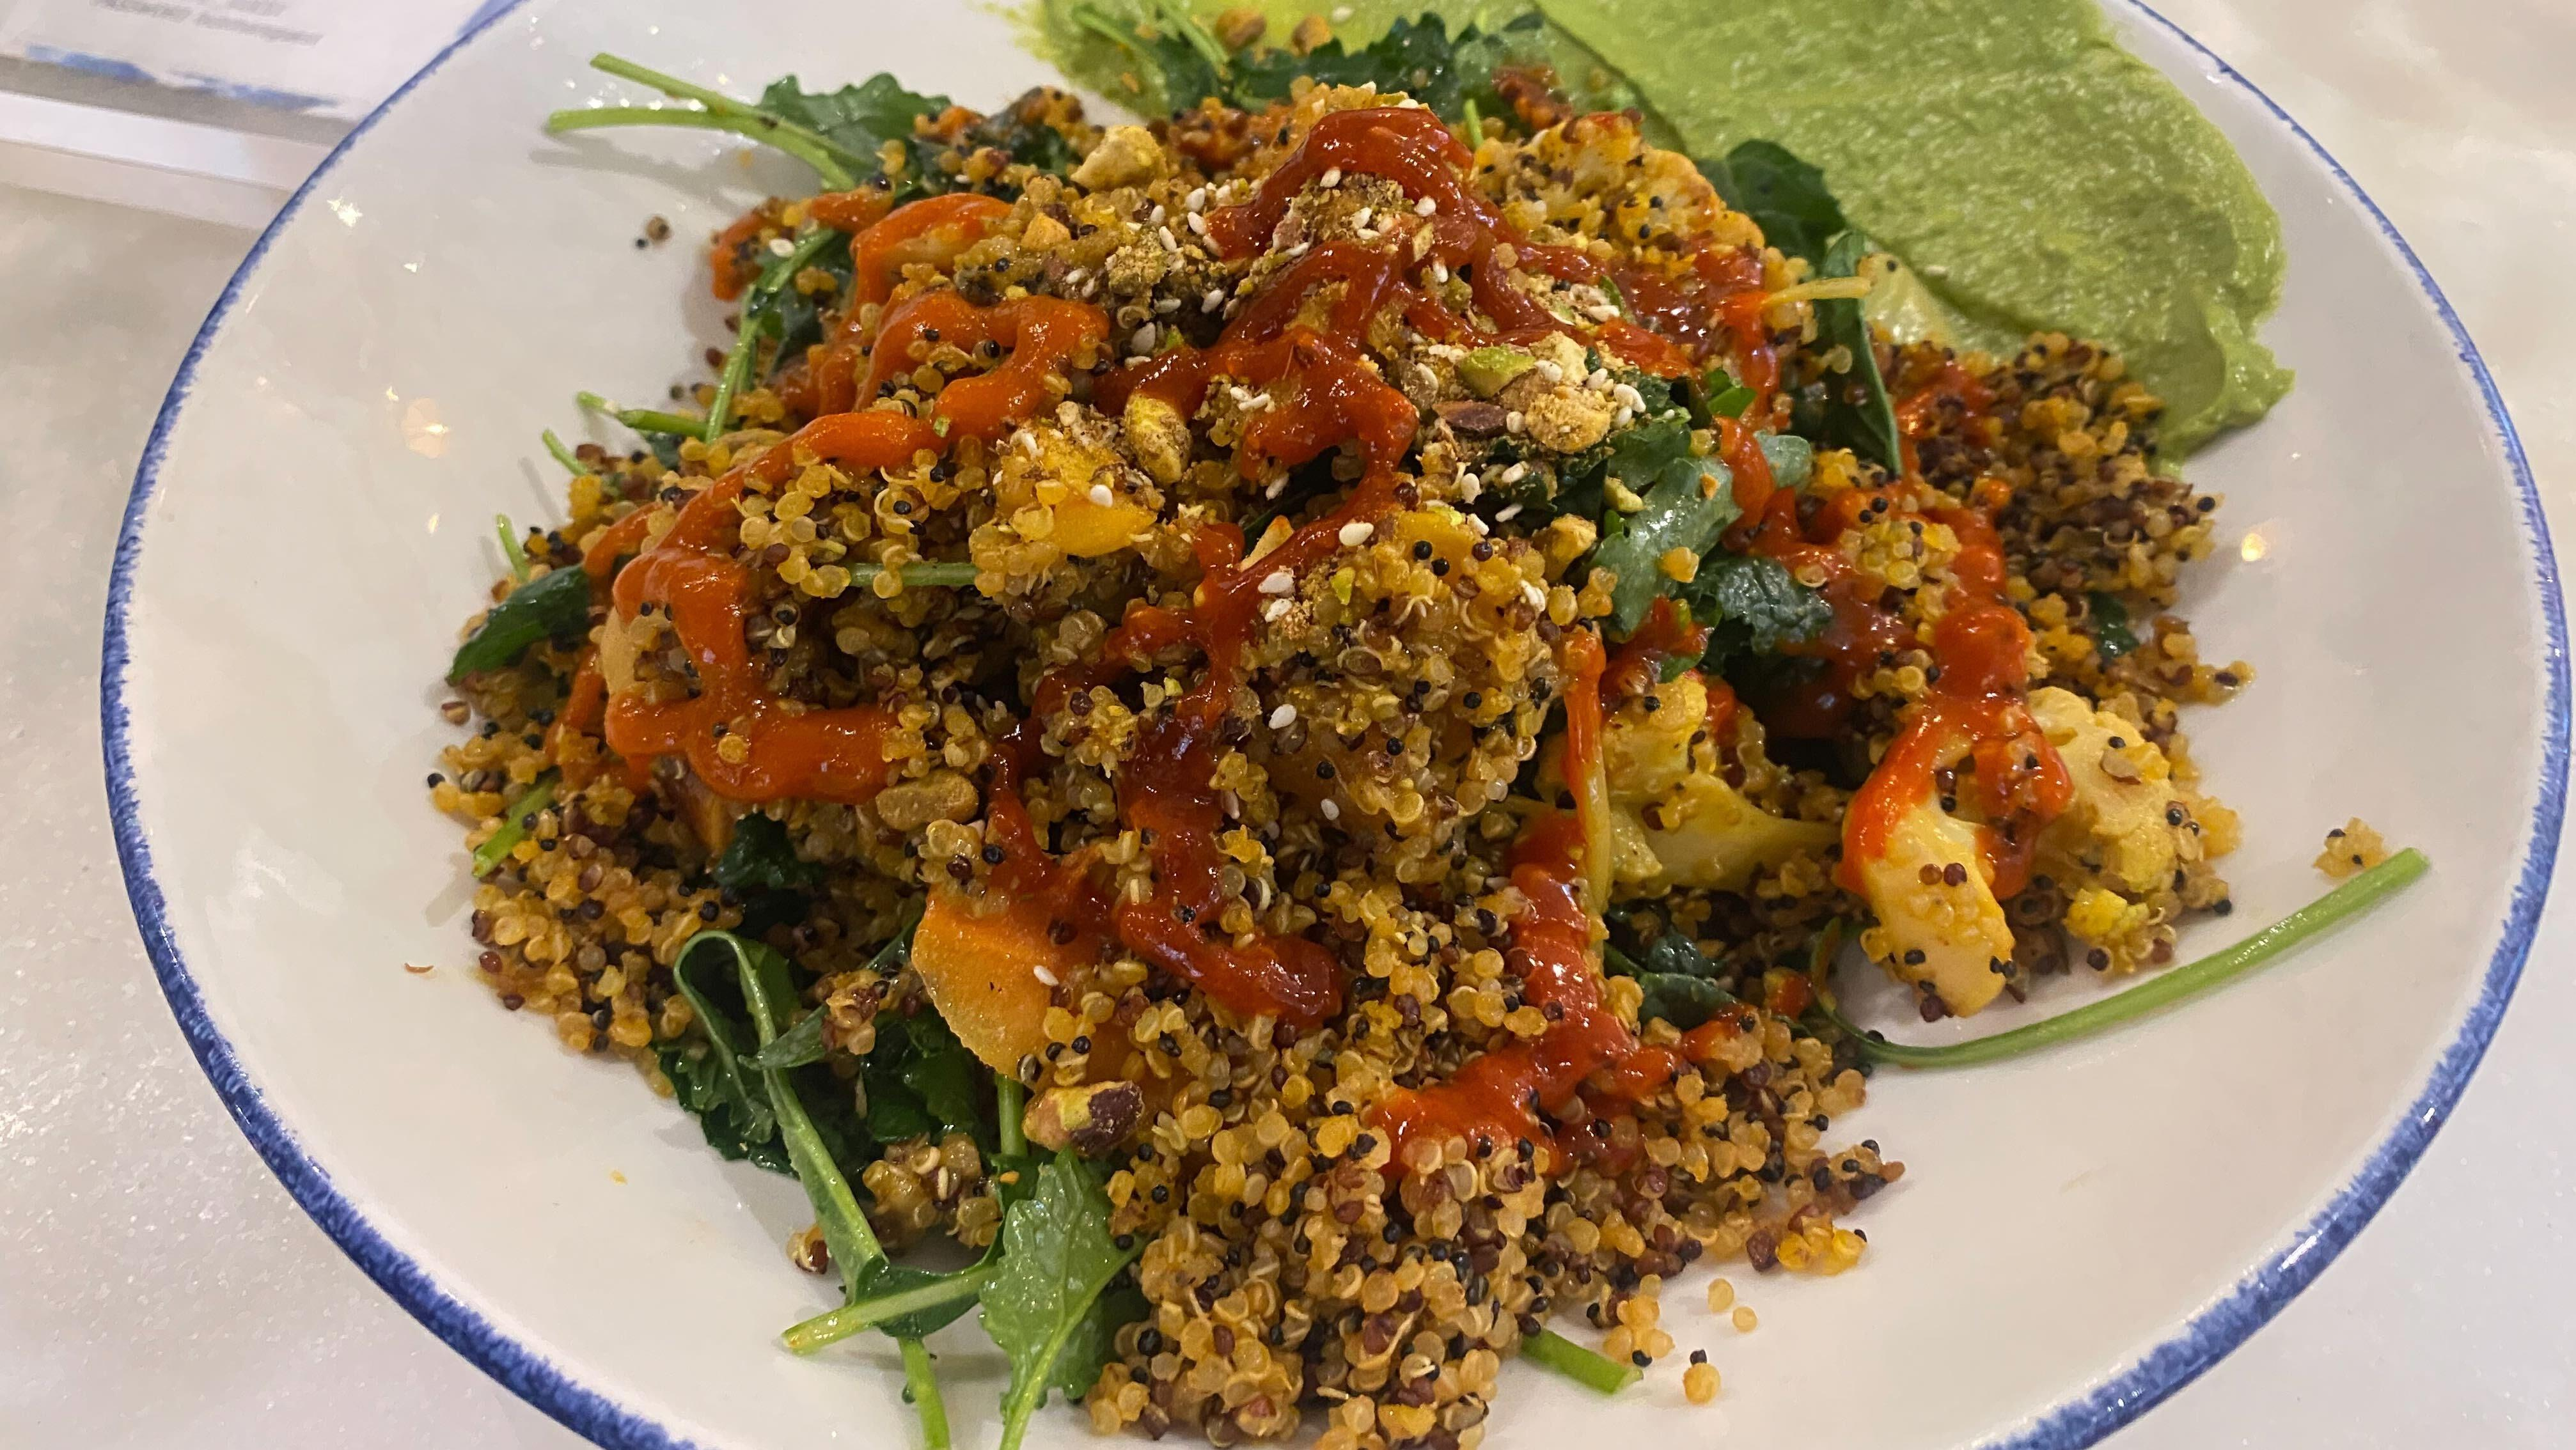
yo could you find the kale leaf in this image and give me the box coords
[713,813,825,896]
[760,72,949,183]
[767,231,854,371]
[860,1009,987,1145]
[711,811,825,935]
[656,1037,794,1173]
[2089,591,2140,659]
[1759,432,1814,491]
[1605,932,1736,1030]
[447,565,590,682]
[1811,229,1903,474]
[980,1152,1148,1450]
[692,930,961,1440]
[1695,139,1847,270]
[1064,3,1541,125]
[1697,139,1902,474]
[664,941,785,1167]
[1060,0,1225,120]
[1570,391,1740,636]
[1592,454,1738,636]
[760,72,1076,203]
[1229,13,1535,121]
[1673,554,1832,678]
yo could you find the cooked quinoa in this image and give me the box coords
[438,63,2278,1449]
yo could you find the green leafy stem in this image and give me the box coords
[576,389,707,439]
[1520,1327,1638,1394]
[705,225,840,440]
[682,932,952,1448]
[470,772,556,877]
[547,54,865,189]
[1819,848,2430,1068]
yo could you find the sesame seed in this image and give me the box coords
[1351,207,1374,230]
[1500,462,1528,484]
[1033,964,1060,986]
[1585,304,1622,323]
[1321,167,1342,188]
[1264,598,1292,621]
[766,236,795,256]
[1496,504,1523,523]
[1188,211,1210,236]
[1505,410,1525,433]
[1415,194,1437,217]
[1203,288,1227,313]
[1259,569,1295,595]
[1154,295,1182,314]
[1131,323,1159,355]
[1339,520,1375,547]
[1186,186,1207,211]
[1088,483,1116,507]
[1268,704,1298,729]
[1521,581,1546,608]
[1321,799,1341,821]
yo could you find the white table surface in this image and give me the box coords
[3,1,2568,1444]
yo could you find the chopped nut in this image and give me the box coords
[1213,6,1266,50]
[874,770,982,830]
[1022,1079,1146,1155]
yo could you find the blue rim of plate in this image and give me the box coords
[97,1,2568,1447]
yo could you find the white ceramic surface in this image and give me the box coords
[98,3,2562,1449]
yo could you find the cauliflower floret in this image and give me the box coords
[1070,123,1168,191]
[1575,671,1834,896]
[1477,109,1757,256]
[1639,774,1839,894]
[2028,685,2183,894]
[1849,794,2016,1015]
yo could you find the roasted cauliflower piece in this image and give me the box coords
[1848,793,2017,1016]
[1069,123,1168,191]
[2028,685,2182,894]
[1575,671,1834,897]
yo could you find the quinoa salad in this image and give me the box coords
[432,11,2424,1447]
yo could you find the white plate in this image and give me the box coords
[101,1,2566,1447]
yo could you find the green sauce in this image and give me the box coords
[1019,0,2291,455]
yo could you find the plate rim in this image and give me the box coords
[95,3,2570,1447]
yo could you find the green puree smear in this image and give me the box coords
[1022,0,2292,455]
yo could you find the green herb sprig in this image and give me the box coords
[1819,850,2430,1067]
